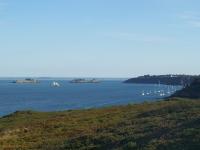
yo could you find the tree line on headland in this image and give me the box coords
[124,74,200,86]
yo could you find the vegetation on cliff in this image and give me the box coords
[172,78,200,99]
[0,98,200,150]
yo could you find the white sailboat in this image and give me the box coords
[160,90,166,96]
[160,93,165,96]
[51,81,60,87]
[167,86,171,94]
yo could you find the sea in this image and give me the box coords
[0,79,182,117]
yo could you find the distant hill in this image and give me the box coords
[172,78,200,99]
[124,75,199,85]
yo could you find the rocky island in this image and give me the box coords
[12,78,39,84]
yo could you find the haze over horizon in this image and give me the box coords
[1,0,200,77]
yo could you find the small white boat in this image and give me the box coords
[142,91,145,96]
[51,81,60,87]
[160,92,165,96]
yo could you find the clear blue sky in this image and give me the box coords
[0,0,200,77]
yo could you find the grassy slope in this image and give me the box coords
[0,98,200,150]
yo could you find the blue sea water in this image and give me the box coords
[0,80,182,117]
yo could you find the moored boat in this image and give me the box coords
[51,81,60,87]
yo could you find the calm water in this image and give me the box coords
[0,80,182,117]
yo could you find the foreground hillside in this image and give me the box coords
[0,98,200,150]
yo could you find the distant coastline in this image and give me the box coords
[70,78,100,83]
[124,74,199,86]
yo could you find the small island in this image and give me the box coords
[12,78,39,84]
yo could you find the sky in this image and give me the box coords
[0,0,200,78]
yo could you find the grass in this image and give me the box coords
[0,98,200,150]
